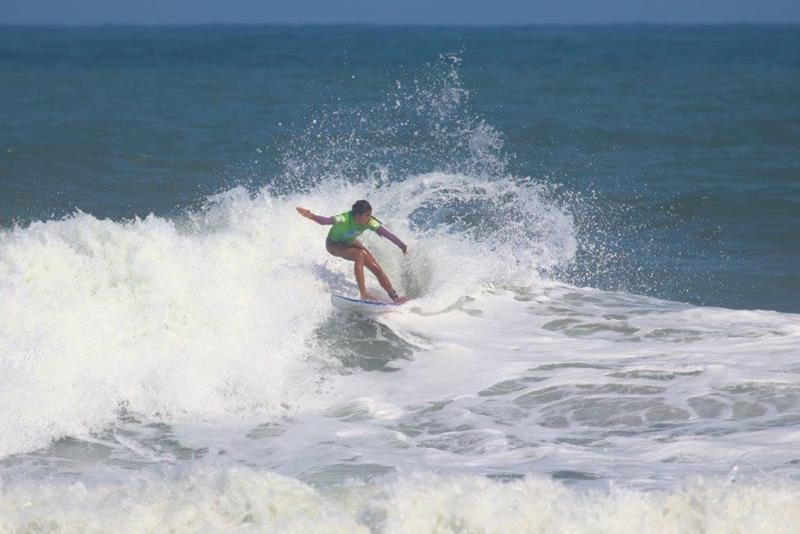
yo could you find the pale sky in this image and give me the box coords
[2,0,800,25]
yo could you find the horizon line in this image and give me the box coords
[2,21,800,28]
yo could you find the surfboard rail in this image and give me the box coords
[330,293,402,313]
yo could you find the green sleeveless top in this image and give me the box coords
[327,211,380,244]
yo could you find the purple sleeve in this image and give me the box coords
[376,226,407,251]
[311,214,335,225]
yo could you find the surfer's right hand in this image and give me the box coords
[296,207,312,218]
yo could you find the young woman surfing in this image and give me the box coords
[297,199,409,303]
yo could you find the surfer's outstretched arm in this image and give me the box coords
[376,226,408,254]
[296,207,334,225]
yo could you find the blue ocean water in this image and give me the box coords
[2,25,798,311]
[1,26,800,531]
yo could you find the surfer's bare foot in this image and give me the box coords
[387,289,409,303]
[362,292,381,301]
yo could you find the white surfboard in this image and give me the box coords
[330,293,402,314]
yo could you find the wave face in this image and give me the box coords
[0,172,575,458]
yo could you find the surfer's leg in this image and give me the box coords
[360,250,393,292]
[350,243,407,302]
[352,249,373,299]
[326,240,380,300]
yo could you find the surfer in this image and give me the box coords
[297,200,409,303]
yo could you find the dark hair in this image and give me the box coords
[352,199,372,215]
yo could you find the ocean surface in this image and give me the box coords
[1,25,799,531]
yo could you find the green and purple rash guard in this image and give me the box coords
[311,211,406,250]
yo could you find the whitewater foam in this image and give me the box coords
[1,467,799,533]
[0,172,573,458]
[0,198,328,456]
[2,169,799,532]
